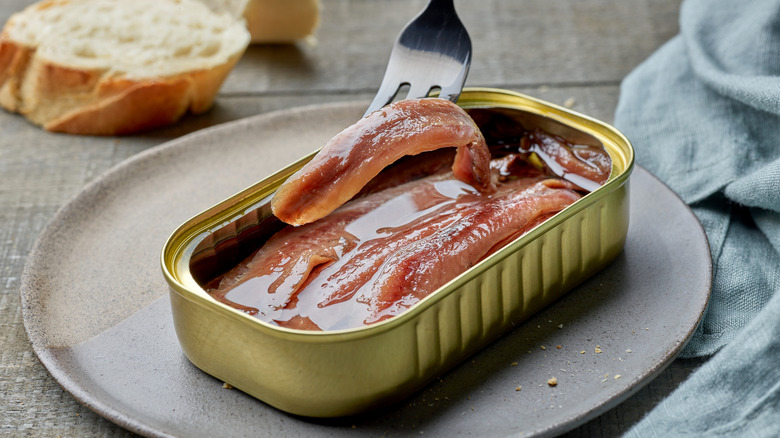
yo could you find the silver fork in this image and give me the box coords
[363,0,472,117]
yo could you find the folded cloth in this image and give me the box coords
[613,0,780,434]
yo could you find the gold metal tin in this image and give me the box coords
[161,88,634,417]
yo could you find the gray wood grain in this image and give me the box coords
[0,0,691,436]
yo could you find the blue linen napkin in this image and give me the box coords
[613,0,780,434]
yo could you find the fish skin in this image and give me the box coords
[363,179,581,324]
[271,98,494,226]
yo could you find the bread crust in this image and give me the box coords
[0,0,249,135]
[0,41,32,112]
[244,0,320,43]
[196,0,320,43]
[39,53,243,135]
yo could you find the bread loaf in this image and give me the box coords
[197,0,320,43]
[0,0,250,135]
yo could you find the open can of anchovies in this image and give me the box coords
[161,88,634,417]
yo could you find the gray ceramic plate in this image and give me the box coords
[21,102,711,437]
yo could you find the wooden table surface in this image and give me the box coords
[0,0,704,436]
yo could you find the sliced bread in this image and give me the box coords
[0,0,250,135]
